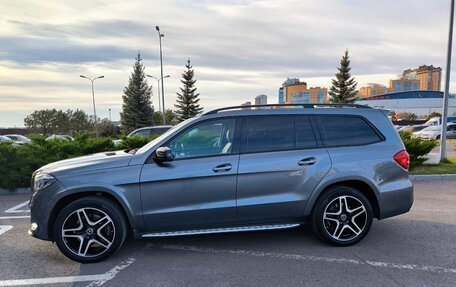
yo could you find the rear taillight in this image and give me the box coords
[394,150,410,170]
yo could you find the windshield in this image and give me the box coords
[135,118,195,155]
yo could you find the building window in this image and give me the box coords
[404,82,411,91]
[395,82,402,92]
[317,92,324,103]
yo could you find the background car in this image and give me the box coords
[398,125,427,133]
[413,123,456,140]
[0,135,22,146]
[3,134,31,144]
[46,135,74,141]
[113,125,172,145]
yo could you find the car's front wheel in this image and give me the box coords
[53,196,127,263]
[312,186,373,246]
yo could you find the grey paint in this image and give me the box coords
[29,106,413,242]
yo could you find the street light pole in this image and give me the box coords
[147,74,170,124]
[147,75,161,115]
[80,75,104,137]
[440,0,455,161]
[108,108,112,121]
[156,26,166,125]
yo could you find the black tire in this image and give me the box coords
[53,196,127,263]
[311,186,373,246]
[436,135,441,140]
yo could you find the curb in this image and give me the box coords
[0,188,31,195]
[410,174,456,181]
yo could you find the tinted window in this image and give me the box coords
[318,116,381,147]
[169,119,236,159]
[295,116,317,149]
[243,116,294,153]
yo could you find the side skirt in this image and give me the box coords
[141,223,301,238]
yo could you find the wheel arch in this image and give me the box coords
[47,189,136,241]
[305,178,380,219]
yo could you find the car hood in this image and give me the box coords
[37,150,135,176]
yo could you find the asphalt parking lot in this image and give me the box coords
[0,180,455,287]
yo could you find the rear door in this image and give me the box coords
[236,115,331,222]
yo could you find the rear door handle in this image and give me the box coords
[212,163,232,172]
[298,157,317,166]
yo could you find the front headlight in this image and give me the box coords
[33,173,56,192]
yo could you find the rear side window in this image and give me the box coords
[317,116,382,147]
[242,116,294,153]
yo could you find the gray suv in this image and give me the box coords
[29,104,413,263]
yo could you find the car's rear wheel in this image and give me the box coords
[312,186,373,246]
[53,196,127,263]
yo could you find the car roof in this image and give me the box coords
[134,125,173,131]
[201,106,382,119]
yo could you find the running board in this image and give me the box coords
[142,223,300,238]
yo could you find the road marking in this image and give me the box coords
[86,257,136,287]
[0,216,30,220]
[0,257,135,287]
[5,201,30,213]
[0,225,13,236]
[157,244,456,275]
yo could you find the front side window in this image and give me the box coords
[168,119,236,159]
[242,116,294,153]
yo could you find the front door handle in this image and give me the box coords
[298,157,317,166]
[212,163,232,172]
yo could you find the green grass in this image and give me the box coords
[411,157,456,175]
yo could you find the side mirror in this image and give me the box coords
[155,146,174,162]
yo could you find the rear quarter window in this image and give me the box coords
[317,115,382,147]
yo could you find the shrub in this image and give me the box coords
[0,134,160,190]
[117,135,159,150]
[399,131,438,166]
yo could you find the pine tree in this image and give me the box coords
[329,50,358,103]
[120,52,154,133]
[175,59,203,121]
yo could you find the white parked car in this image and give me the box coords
[113,125,172,146]
[3,134,31,144]
[413,123,456,140]
[46,135,74,141]
[0,135,22,146]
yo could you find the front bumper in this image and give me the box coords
[29,180,66,241]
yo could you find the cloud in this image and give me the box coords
[0,0,454,127]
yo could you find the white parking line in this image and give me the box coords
[5,201,30,213]
[157,244,456,275]
[0,216,30,220]
[0,226,13,236]
[0,257,135,287]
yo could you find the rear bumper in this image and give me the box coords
[378,179,414,220]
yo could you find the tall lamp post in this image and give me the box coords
[147,74,170,124]
[440,0,455,161]
[80,75,104,136]
[156,26,166,124]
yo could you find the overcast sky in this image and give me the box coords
[0,0,454,127]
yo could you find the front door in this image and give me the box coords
[140,118,239,230]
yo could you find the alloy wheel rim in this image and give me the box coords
[61,207,115,258]
[323,195,367,241]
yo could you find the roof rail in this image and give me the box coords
[202,103,371,116]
